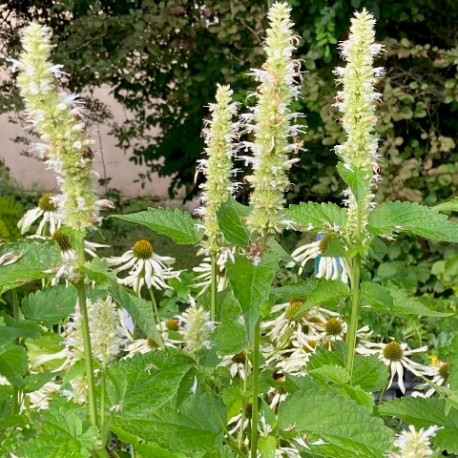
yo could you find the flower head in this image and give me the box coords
[333,10,384,244]
[107,239,181,294]
[196,84,239,253]
[16,24,100,230]
[18,193,62,236]
[392,425,438,458]
[245,2,303,236]
[178,297,216,355]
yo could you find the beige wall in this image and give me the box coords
[0,85,180,199]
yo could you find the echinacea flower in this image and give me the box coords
[290,237,349,282]
[392,425,439,458]
[218,352,251,380]
[107,239,180,294]
[18,193,62,235]
[356,340,434,393]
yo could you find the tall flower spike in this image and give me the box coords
[16,24,100,230]
[196,84,239,253]
[333,10,384,245]
[245,2,302,236]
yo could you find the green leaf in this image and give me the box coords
[435,428,458,454]
[0,239,61,292]
[112,207,203,244]
[0,344,28,387]
[340,385,375,410]
[271,278,350,318]
[0,313,41,353]
[286,202,347,233]
[259,435,277,458]
[308,365,350,385]
[217,196,250,247]
[337,162,371,203]
[378,397,458,429]
[109,282,161,345]
[18,407,98,458]
[21,285,77,326]
[352,354,388,392]
[212,292,247,355]
[434,197,458,212]
[112,391,225,456]
[278,388,393,457]
[368,201,458,242]
[106,350,195,418]
[361,282,452,317]
[227,253,279,342]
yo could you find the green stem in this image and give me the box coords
[77,284,98,428]
[237,356,249,448]
[100,365,107,445]
[12,288,21,415]
[147,287,165,350]
[345,254,361,377]
[250,319,261,458]
[210,252,218,321]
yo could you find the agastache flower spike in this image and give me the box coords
[245,2,302,236]
[196,84,239,253]
[333,10,384,244]
[16,24,100,230]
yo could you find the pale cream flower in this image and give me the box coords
[218,352,251,380]
[18,193,62,236]
[356,340,434,394]
[392,425,438,458]
[107,239,180,294]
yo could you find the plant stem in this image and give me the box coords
[345,254,361,377]
[147,287,165,350]
[210,252,218,321]
[237,356,249,448]
[11,288,21,415]
[250,319,261,458]
[77,284,98,428]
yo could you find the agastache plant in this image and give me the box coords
[245,2,302,237]
[196,84,239,319]
[16,24,101,231]
[333,10,384,374]
[15,23,102,430]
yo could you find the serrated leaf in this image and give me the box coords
[109,282,161,345]
[286,202,347,233]
[217,196,250,247]
[308,365,350,385]
[278,389,393,457]
[227,253,279,342]
[106,350,195,418]
[0,344,28,387]
[271,278,349,318]
[368,201,458,242]
[0,313,41,353]
[378,397,458,429]
[112,207,203,244]
[21,285,77,326]
[361,282,452,317]
[337,162,371,203]
[352,354,388,392]
[0,239,61,292]
[340,385,375,410]
[434,198,458,212]
[112,391,224,456]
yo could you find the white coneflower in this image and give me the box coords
[25,380,60,410]
[18,193,62,236]
[356,340,434,394]
[16,24,104,231]
[196,84,239,253]
[245,2,303,236]
[64,295,127,366]
[192,248,234,295]
[289,236,349,282]
[0,249,22,266]
[392,425,438,458]
[51,229,77,262]
[178,297,216,355]
[333,10,384,244]
[107,239,181,294]
[218,352,251,380]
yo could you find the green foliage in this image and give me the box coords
[278,386,394,457]
[368,201,458,242]
[217,196,251,247]
[286,202,347,233]
[112,207,203,245]
[0,197,22,242]
[21,285,78,326]
[0,344,28,387]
